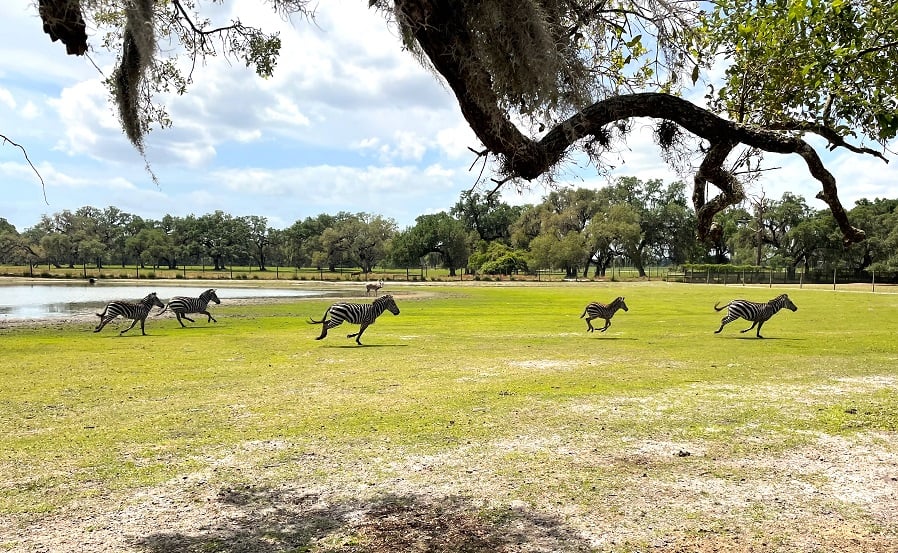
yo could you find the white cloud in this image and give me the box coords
[0,87,15,109]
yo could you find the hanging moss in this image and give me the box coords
[111,0,155,153]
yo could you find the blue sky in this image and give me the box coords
[1,1,896,233]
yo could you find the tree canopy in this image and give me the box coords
[32,0,898,244]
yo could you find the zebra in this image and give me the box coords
[158,288,221,327]
[714,293,798,338]
[308,294,400,345]
[365,279,384,296]
[94,292,165,336]
[580,296,629,332]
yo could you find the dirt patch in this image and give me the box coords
[4,426,896,552]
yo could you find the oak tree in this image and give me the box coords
[33,0,898,244]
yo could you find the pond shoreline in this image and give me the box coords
[0,277,432,328]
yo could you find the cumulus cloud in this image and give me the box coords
[0,88,15,109]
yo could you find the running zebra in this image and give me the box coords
[580,296,629,333]
[158,288,221,327]
[714,293,798,338]
[308,294,400,345]
[94,292,165,336]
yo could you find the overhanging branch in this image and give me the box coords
[396,0,869,245]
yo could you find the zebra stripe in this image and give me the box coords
[714,293,798,338]
[580,296,629,333]
[159,288,221,327]
[308,294,400,345]
[94,292,165,336]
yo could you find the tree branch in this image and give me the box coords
[1,133,48,204]
[395,0,867,244]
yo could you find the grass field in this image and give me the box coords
[1,281,897,552]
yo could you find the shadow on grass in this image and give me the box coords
[324,343,411,348]
[133,486,594,552]
[725,336,805,340]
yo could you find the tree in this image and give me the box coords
[192,211,249,270]
[451,191,523,243]
[605,177,696,275]
[468,242,529,275]
[583,204,641,277]
[382,0,892,244]
[244,215,272,271]
[528,231,586,279]
[284,214,338,270]
[392,213,469,276]
[842,198,898,275]
[33,0,896,246]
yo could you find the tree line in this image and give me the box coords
[2,177,897,281]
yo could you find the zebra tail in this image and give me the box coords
[308,307,332,325]
[156,304,169,317]
[713,302,729,312]
[579,308,588,318]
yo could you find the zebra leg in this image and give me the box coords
[600,319,611,332]
[94,315,113,333]
[181,314,196,323]
[585,317,595,332]
[740,321,758,334]
[715,314,738,333]
[316,319,340,340]
[120,318,140,335]
[349,323,370,345]
[203,311,216,323]
[755,321,766,338]
[175,313,187,328]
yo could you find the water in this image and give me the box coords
[0,282,326,319]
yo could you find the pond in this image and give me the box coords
[0,281,328,319]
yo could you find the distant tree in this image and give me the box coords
[451,191,523,243]
[193,211,249,270]
[284,214,338,270]
[243,215,272,271]
[605,177,696,275]
[528,231,586,279]
[392,213,469,276]
[468,242,528,275]
[583,204,641,277]
[842,198,898,275]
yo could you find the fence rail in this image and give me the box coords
[667,266,894,290]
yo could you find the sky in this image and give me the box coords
[1,1,896,233]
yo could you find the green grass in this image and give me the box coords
[2,281,897,549]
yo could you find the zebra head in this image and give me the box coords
[145,292,165,310]
[375,294,400,316]
[202,288,221,304]
[614,296,629,312]
[777,294,798,312]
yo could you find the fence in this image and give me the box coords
[666,266,893,290]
